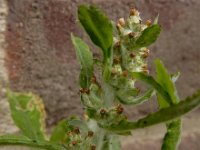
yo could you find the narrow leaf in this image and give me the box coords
[117,89,155,105]
[0,135,65,150]
[155,59,182,150]
[50,120,67,144]
[130,72,173,105]
[71,34,93,88]
[78,5,113,59]
[67,118,89,131]
[101,90,200,132]
[155,59,179,106]
[135,25,161,48]
[0,135,29,142]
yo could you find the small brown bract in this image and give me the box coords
[116,104,124,114]
[116,23,122,30]
[88,131,94,137]
[130,52,136,58]
[128,32,135,38]
[72,140,77,146]
[111,68,117,75]
[142,53,149,59]
[68,131,73,136]
[142,69,149,74]
[74,127,80,134]
[130,8,139,16]
[146,19,152,26]
[113,56,121,64]
[100,109,107,116]
[114,41,121,48]
[79,88,90,94]
[91,145,96,150]
[118,18,125,27]
[122,70,128,77]
[142,64,148,70]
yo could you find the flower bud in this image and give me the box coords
[146,19,152,26]
[88,131,94,137]
[116,23,122,30]
[130,8,139,16]
[114,41,121,48]
[74,127,80,134]
[116,104,124,114]
[122,70,128,77]
[79,88,85,94]
[68,131,73,136]
[130,52,136,58]
[118,18,125,27]
[142,69,149,74]
[100,108,107,116]
[111,68,117,75]
[142,64,148,70]
[72,140,77,146]
[144,48,150,54]
[128,32,135,38]
[141,64,149,74]
[113,56,121,64]
[142,53,149,59]
[91,145,96,150]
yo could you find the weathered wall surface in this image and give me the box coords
[0,0,200,149]
[0,0,18,134]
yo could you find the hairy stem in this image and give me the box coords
[0,137,66,150]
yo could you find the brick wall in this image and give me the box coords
[0,0,200,149]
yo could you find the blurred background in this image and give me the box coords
[0,0,200,149]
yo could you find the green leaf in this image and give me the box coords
[155,59,182,150]
[0,134,29,142]
[0,135,65,150]
[71,34,93,88]
[155,59,179,107]
[135,25,161,48]
[117,89,155,105]
[101,90,200,132]
[102,82,115,107]
[130,72,173,105]
[67,118,89,131]
[50,120,67,144]
[7,91,46,141]
[50,118,89,145]
[161,119,182,150]
[78,5,113,59]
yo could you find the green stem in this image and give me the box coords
[0,137,66,150]
[161,119,182,150]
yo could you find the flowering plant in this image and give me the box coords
[0,4,200,150]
